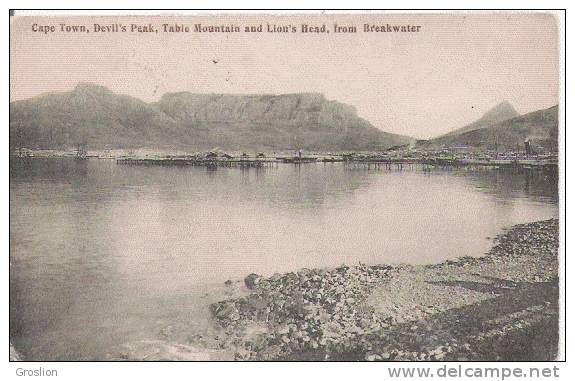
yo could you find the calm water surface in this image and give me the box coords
[10,158,558,360]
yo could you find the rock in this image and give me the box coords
[366,353,382,361]
[434,352,446,360]
[292,330,304,340]
[213,302,240,321]
[205,220,559,361]
[258,345,282,360]
[244,273,262,289]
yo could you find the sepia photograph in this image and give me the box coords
[8,10,564,364]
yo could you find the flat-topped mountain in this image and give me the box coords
[10,84,413,152]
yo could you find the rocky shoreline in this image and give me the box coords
[208,219,559,361]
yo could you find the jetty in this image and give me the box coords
[13,146,558,172]
[116,155,277,168]
[116,150,324,167]
[96,154,560,171]
[276,156,318,164]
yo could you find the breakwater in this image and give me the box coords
[114,155,558,171]
[116,157,277,168]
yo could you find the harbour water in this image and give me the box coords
[9,158,558,360]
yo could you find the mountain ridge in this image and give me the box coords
[436,101,520,139]
[423,105,558,151]
[10,83,413,152]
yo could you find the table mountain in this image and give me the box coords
[10,83,412,152]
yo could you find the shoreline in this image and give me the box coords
[206,219,559,361]
[14,219,560,361]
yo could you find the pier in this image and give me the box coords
[116,157,278,168]
[111,156,559,171]
[17,148,557,173]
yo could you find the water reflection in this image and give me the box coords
[443,166,558,203]
[9,158,558,360]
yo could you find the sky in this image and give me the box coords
[10,12,560,139]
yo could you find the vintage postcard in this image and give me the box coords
[9,11,563,363]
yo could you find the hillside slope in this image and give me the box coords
[438,101,520,139]
[422,105,558,151]
[10,84,412,152]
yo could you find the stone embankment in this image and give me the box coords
[209,219,559,361]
